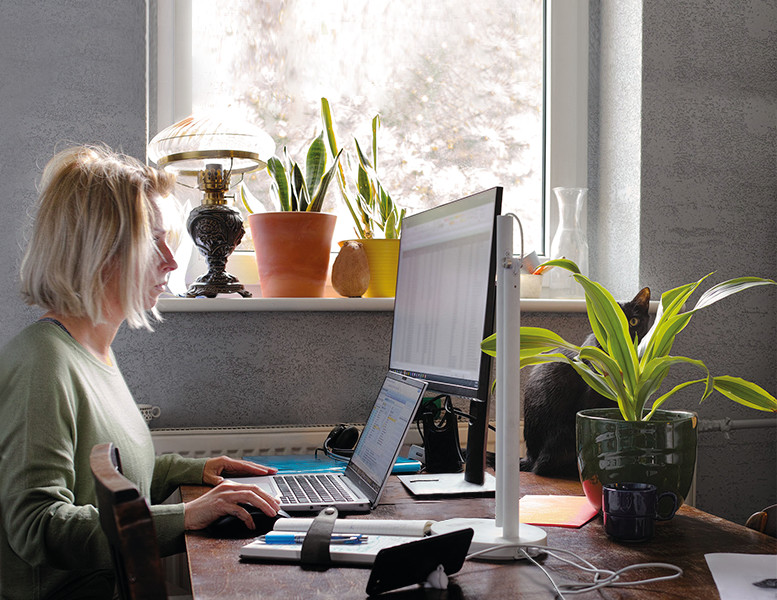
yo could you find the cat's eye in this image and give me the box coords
[629,317,639,326]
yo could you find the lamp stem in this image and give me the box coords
[184,164,251,298]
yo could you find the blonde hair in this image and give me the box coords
[20,145,176,329]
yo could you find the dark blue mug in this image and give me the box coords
[602,482,679,542]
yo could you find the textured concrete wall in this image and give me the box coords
[591,0,777,524]
[639,0,777,524]
[0,0,148,349]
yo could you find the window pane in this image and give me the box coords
[191,0,543,251]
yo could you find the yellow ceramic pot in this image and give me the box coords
[346,238,400,298]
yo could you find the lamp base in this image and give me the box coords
[185,203,251,298]
[431,518,547,561]
[185,274,251,298]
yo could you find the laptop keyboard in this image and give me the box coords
[275,474,358,505]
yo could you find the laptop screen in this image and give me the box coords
[345,372,427,504]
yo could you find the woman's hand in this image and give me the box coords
[202,455,278,486]
[183,480,281,531]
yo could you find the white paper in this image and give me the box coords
[240,534,419,565]
[705,553,777,600]
[398,472,496,496]
[273,518,434,537]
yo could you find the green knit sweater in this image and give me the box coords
[0,321,208,600]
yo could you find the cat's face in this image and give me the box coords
[621,287,651,341]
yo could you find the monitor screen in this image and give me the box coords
[389,188,501,483]
[389,187,501,398]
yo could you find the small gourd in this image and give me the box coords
[332,241,370,297]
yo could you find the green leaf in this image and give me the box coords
[577,346,631,415]
[637,355,712,417]
[355,137,373,170]
[641,312,695,363]
[537,258,581,274]
[573,274,639,397]
[291,163,308,211]
[519,326,581,357]
[638,274,713,361]
[481,333,497,356]
[266,156,290,211]
[644,379,707,420]
[692,277,776,311]
[239,182,260,214]
[320,98,339,159]
[305,133,327,199]
[308,149,342,212]
[372,114,380,171]
[321,97,365,236]
[710,376,777,412]
[357,163,372,210]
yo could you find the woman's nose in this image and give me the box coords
[159,242,178,272]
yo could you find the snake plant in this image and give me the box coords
[259,132,341,212]
[481,259,777,421]
[321,98,404,239]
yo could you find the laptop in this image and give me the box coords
[235,371,428,512]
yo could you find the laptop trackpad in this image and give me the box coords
[227,475,278,496]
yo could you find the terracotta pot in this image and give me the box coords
[576,408,698,518]
[248,212,336,297]
[346,238,400,298]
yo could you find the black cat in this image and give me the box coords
[521,288,652,476]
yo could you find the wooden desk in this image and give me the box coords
[182,473,775,599]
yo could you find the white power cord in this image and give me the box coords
[466,544,683,598]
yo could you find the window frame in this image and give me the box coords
[152,0,588,261]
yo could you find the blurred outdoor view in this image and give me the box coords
[191,0,544,252]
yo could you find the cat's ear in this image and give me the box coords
[632,287,651,308]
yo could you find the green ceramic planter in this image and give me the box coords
[576,408,698,517]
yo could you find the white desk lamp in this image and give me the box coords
[431,214,547,559]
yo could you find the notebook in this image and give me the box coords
[232,371,428,513]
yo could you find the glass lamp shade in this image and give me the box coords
[148,113,275,176]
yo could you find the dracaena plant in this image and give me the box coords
[321,98,404,239]
[481,259,777,421]
[250,132,342,213]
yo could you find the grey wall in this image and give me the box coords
[1,1,774,524]
[591,0,777,524]
[1,1,148,340]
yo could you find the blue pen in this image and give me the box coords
[259,532,368,545]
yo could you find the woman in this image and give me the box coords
[0,146,281,599]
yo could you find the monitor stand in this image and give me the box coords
[397,471,496,496]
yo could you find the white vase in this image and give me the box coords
[548,187,589,297]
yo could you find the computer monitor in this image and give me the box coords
[389,187,502,484]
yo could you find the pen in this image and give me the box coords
[259,533,369,545]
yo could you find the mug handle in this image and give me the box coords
[150,405,162,418]
[656,491,680,520]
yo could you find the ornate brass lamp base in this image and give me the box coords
[185,203,251,298]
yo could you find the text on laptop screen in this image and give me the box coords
[347,374,425,497]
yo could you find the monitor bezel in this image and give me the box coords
[388,186,502,402]
[388,187,502,484]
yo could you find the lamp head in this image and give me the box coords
[148,113,275,178]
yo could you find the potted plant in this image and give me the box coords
[243,132,341,297]
[482,259,777,513]
[321,98,405,297]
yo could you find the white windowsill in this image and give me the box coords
[156,296,595,313]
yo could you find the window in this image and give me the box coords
[155,0,587,260]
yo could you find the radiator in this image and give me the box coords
[150,422,499,458]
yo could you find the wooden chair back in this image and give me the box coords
[745,504,777,538]
[90,443,168,600]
